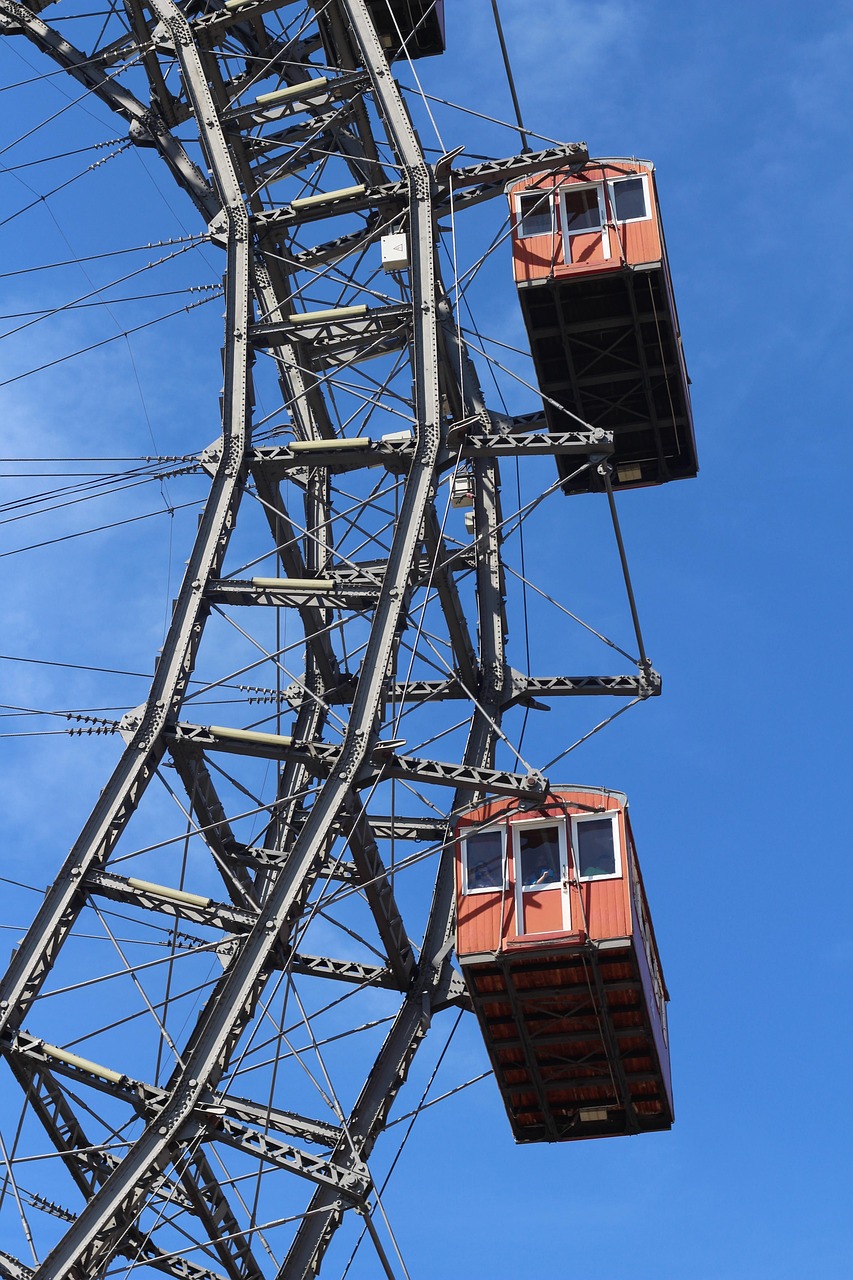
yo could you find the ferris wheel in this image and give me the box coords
[0,2,694,1277]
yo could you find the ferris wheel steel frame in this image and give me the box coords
[0,2,658,1277]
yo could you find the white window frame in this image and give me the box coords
[570,811,622,882]
[558,181,610,260]
[607,173,652,225]
[512,817,571,933]
[461,824,506,895]
[514,189,553,240]
[513,817,567,889]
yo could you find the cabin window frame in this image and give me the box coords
[558,180,611,262]
[607,173,652,225]
[558,181,607,238]
[461,824,507,895]
[570,811,622,882]
[515,188,553,239]
[512,817,569,894]
[512,817,571,934]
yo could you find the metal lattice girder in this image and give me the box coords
[362,816,447,841]
[250,304,412,368]
[83,841,410,996]
[0,0,449,1271]
[4,1059,241,1280]
[166,721,548,797]
[325,672,661,703]
[0,2,215,212]
[247,427,613,483]
[8,1032,363,1195]
[521,672,662,698]
[336,800,415,988]
[178,666,654,723]
[0,0,663,1274]
[0,0,256,1009]
[253,140,589,237]
[0,1251,33,1280]
[205,577,382,609]
[85,869,398,986]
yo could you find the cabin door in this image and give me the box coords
[514,821,570,936]
[559,181,610,267]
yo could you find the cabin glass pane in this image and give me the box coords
[562,186,601,234]
[518,192,551,238]
[611,176,648,222]
[519,826,561,888]
[576,817,618,878]
[464,830,503,891]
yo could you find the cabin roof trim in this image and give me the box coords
[454,785,629,825]
[506,157,656,197]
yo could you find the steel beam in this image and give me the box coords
[84,869,404,989]
[4,1058,236,1280]
[20,0,443,1270]
[8,1032,350,1174]
[0,0,663,1274]
[0,2,215,217]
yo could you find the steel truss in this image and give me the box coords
[0,2,657,1277]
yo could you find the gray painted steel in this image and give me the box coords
[0,2,655,1277]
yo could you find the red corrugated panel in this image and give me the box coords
[508,171,563,285]
[455,883,510,957]
[455,790,673,1142]
[456,789,629,954]
[627,817,673,1116]
[508,160,662,285]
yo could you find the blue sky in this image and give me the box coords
[1,1,852,1277]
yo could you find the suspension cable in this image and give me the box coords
[601,465,652,676]
[490,0,530,151]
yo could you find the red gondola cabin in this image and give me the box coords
[365,0,446,60]
[455,788,673,1142]
[509,159,697,493]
